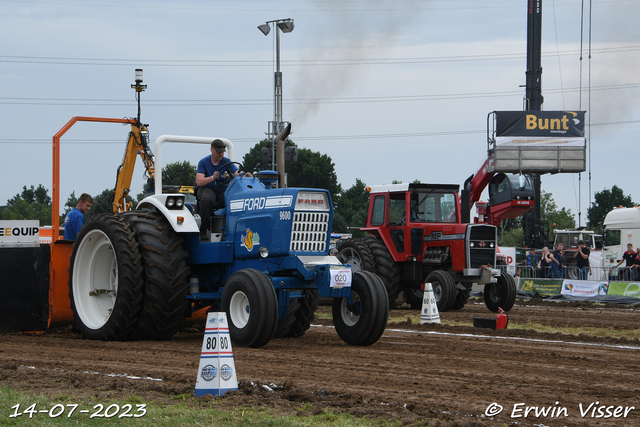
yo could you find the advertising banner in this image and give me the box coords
[607,282,640,298]
[0,220,40,247]
[561,280,609,297]
[499,246,517,276]
[495,111,586,137]
[494,111,586,147]
[519,279,563,296]
[491,111,587,174]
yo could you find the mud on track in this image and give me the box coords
[2,298,640,426]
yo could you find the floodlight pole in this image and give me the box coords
[258,18,294,188]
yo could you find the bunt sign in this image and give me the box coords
[495,111,586,146]
[488,110,587,174]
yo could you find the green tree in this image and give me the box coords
[333,178,370,235]
[243,140,342,198]
[60,191,79,225]
[286,148,341,196]
[587,185,636,233]
[497,217,522,246]
[136,161,198,201]
[21,184,51,206]
[540,190,575,230]
[497,191,574,246]
[0,185,52,224]
[499,217,521,232]
[500,228,524,247]
[162,160,197,186]
[242,139,273,172]
[87,188,117,218]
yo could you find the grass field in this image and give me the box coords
[1,387,398,427]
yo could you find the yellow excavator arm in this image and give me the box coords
[112,122,155,213]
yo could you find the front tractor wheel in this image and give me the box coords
[424,270,456,312]
[221,269,278,348]
[68,214,144,340]
[484,272,517,312]
[332,271,389,346]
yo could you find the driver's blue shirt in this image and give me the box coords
[197,155,238,192]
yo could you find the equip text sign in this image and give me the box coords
[0,220,40,246]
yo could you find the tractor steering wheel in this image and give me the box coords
[215,162,245,187]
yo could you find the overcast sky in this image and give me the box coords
[1,0,638,227]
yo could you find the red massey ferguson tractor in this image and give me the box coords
[337,183,517,312]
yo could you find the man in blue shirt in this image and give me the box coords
[196,139,240,236]
[63,193,93,240]
[549,244,566,279]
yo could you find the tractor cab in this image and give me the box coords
[486,173,535,222]
[364,183,465,262]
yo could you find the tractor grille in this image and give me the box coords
[467,224,497,269]
[290,212,329,253]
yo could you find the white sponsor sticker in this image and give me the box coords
[330,266,352,288]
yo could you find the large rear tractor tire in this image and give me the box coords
[274,289,320,339]
[484,272,517,312]
[424,270,456,312]
[337,238,376,272]
[273,298,300,338]
[222,269,278,348]
[332,271,389,346]
[403,289,425,310]
[121,210,190,340]
[68,214,144,340]
[362,236,402,307]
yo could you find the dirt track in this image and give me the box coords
[2,298,640,426]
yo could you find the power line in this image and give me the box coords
[0,0,526,13]
[4,0,635,13]
[0,45,638,67]
[0,119,637,145]
[0,83,637,106]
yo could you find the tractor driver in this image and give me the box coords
[196,139,251,236]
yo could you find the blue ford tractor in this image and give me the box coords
[67,133,389,348]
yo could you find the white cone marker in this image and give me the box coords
[195,312,238,397]
[420,282,441,324]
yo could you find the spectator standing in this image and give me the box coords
[608,258,619,281]
[632,249,640,282]
[538,247,551,278]
[549,244,566,279]
[614,243,637,281]
[574,239,591,280]
[63,193,93,240]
